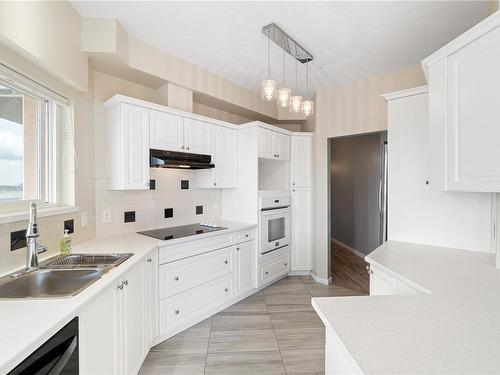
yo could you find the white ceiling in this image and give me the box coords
[72,1,491,96]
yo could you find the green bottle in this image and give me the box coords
[60,229,72,256]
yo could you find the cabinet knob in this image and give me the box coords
[224,288,229,292]
[245,234,249,238]
[146,258,152,263]
[366,265,373,274]
[277,154,280,158]
[174,310,180,315]
[284,263,288,266]
[292,182,295,186]
[174,276,179,281]
[186,146,190,150]
[292,189,295,192]
[236,247,240,251]
[123,280,128,286]
[265,271,269,275]
[224,260,228,264]
[181,145,185,150]
[117,282,124,290]
[213,182,217,186]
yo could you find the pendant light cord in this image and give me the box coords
[267,29,271,79]
[295,59,298,94]
[282,50,286,86]
[306,62,309,100]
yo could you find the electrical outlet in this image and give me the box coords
[102,209,112,224]
[81,211,88,227]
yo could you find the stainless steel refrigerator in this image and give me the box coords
[330,132,388,255]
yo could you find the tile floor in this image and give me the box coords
[139,275,367,375]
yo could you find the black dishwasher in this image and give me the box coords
[9,317,79,375]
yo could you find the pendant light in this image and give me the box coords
[302,62,314,116]
[290,59,303,113]
[261,28,277,100]
[277,50,292,108]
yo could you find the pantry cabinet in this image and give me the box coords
[107,103,150,190]
[291,135,312,188]
[258,127,290,161]
[291,187,312,271]
[423,12,500,192]
[197,125,238,188]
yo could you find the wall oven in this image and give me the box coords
[259,191,291,255]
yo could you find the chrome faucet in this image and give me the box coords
[25,202,47,272]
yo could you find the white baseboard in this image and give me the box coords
[331,238,366,259]
[288,270,311,276]
[310,271,332,285]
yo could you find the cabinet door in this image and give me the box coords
[369,266,395,295]
[145,251,158,348]
[123,262,147,375]
[236,242,255,295]
[291,188,312,271]
[444,26,500,192]
[291,136,311,187]
[275,133,290,161]
[121,103,150,190]
[184,118,212,155]
[150,110,184,152]
[79,281,120,375]
[213,125,238,188]
[259,128,275,159]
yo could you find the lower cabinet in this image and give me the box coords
[325,328,363,375]
[369,264,424,296]
[236,241,255,294]
[79,256,150,375]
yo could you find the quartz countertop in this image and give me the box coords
[0,220,256,373]
[312,240,500,374]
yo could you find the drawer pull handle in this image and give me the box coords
[174,310,180,315]
[174,276,180,281]
[224,260,228,264]
[224,288,229,292]
[236,247,240,251]
[117,282,124,290]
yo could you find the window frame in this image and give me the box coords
[0,63,75,221]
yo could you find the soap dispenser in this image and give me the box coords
[60,229,72,256]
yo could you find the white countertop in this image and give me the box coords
[312,240,500,375]
[0,220,256,373]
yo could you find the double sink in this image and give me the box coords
[0,253,133,299]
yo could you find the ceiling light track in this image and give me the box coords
[262,23,313,64]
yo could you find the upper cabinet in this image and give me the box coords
[291,135,312,188]
[150,110,183,152]
[258,128,290,161]
[183,118,212,155]
[198,125,238,188]
[107,103,150,190]
[423,12,500,192]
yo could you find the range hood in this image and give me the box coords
[150,149,215,170]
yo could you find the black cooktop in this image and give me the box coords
[138,223,226,241]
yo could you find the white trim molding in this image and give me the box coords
[331,238,366,260]
[310,271,332,285]
[381,86,428,102]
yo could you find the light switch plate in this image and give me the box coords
[102,209,112,223]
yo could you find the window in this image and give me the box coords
[0,65,74,216]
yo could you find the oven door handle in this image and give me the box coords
[48,335,77,375]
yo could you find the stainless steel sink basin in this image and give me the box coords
[43,253,133,269]
[0,269,105,298]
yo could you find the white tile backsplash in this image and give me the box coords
[95,168,222,237]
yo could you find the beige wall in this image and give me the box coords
[193,102,254,125]
[0,1,88,91]
[312,65,426,280]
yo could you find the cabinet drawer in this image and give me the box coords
[260,255,290,283]
[159,274,234,334]
[235,229,255,243]
[259,245,290,264]
[159,233,233,264]
[160,246,235,299]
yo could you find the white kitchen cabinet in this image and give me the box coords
[368,265,396,296]
[291,187,312,271]
[149,109,184,152]
[291,135,312,188]
[107,103,150,190]
[423,12,500,192]
[197,125,238,188]
[236,241,255,294]
[325,327,363,375]
[79,258,148,375]
[260,253,290,284]
[183,118,212,155]
[145,250,158,348]
[258,127,290,161]
[79,282,119,375]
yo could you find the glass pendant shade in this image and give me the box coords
[290,95,303,113]
[277,87,292,107]
[261,80,278,100]
[302,100,314,116]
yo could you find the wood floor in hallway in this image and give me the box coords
[139,275,366,375]
[331,241,370,294]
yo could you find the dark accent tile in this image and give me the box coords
[64,219,74,234]
[181,180,189,190]
[196,205,203,215]
[164,208,174,218]
[149,179,156,190]
[124,211,135,223]
[11,230,26,251]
